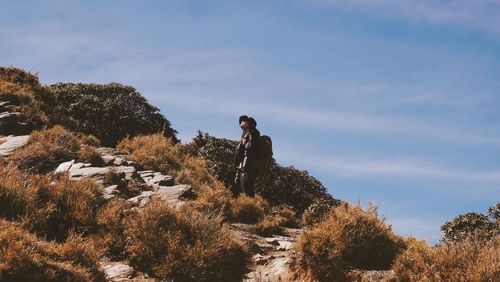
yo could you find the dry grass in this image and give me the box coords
[187,184,234,219]
[10,126,80,173]
[231,195,270,224]
[293,203,406,281]
[0,75,48,127]
[175,156,222,191]
[94,198,132,259]
[0,165,102,241]
[79,134,100,147]
[0,220,105,282]
[124,199,251,281]
[393,236,500,281]
[116,133,181,175]
[256,216,286,237]
[78,145,104,166]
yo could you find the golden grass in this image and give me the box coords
[231,195,269,224]
[10,126,80,173]
[0,79,48,126]
[293,203,406,281]
[0,220,105,282]
[78,145,104,166]
[393,236,500,281]
[116,134,181,175]
[124,199,251,281]
[79,134,101,147]
[0,165,102,241]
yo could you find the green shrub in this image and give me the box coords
[294,203,405,281]
[10,126,80,173]
[191,133,339,215]
[441,203,499,242]
[124,199,250,281]
[48,82,178,146]
[301,197,341,226]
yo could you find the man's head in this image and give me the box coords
[239,115,257,130]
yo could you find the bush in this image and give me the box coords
[10,126,80,173]
[301,197,341,226]
[0,165,102,241]
[192,133,339,215]
[231,195,269,224]
[293,203,405,281]
[393,236,500,281]
[256,216,285,237]
[441,203,500,242]
[124,199,250,281]
[78,145,104,166]
[0,220,105,282]
[188,185,233,219]
[271,205,300,228]
[79,134,101,147]
[0,67,51,130]
[95,199,132,259]
[117,134,181,175]
[175,156,224,192]
[48,82,178,146]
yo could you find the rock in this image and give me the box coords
[94,147,116,156]
[0,135,29,156]
[54,160,75,173]
[113,157,125,166]
[101,155,117,165]
[149,174,174,187]
[102,185,119,200]
[153,185,195,206]
[69,166,109,181]
[101,261,135,281]
[113,166,137,180]
[127,191,154,207]
[0,111,31,135]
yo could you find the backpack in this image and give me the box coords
[255,135,273,175]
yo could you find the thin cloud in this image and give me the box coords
[280,150,500,185]
[308,0,500,36]
[157,94,500,147]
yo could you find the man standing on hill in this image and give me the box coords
[233,115,260,197]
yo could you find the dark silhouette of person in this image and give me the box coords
[233,115,260,197]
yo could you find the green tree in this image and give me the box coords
[48,83,178,146]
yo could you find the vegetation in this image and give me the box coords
[0,165,102,241]
[441,203,499,242]
[187,132,340,215]
[393,236,500,281]
[124,199,250,281]
[117,133,181,175]
[0,220,105,282]
[48,82,177,146]
[9,126,80,173]
[293,203,405,281]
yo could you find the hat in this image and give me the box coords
[239,115,250,124]
[248,117,257,128]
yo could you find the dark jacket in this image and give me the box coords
[234,128,260,170]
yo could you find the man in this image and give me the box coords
[233,115,260,197]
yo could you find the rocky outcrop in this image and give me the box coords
[0,94,32,136]
[0,135,29,156]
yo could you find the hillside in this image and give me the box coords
[0,67,498,282]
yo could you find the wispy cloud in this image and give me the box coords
[308,0,500,36]
[279,150,500,185]
[157,93,500,147]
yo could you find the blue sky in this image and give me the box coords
[2,0,499,243]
